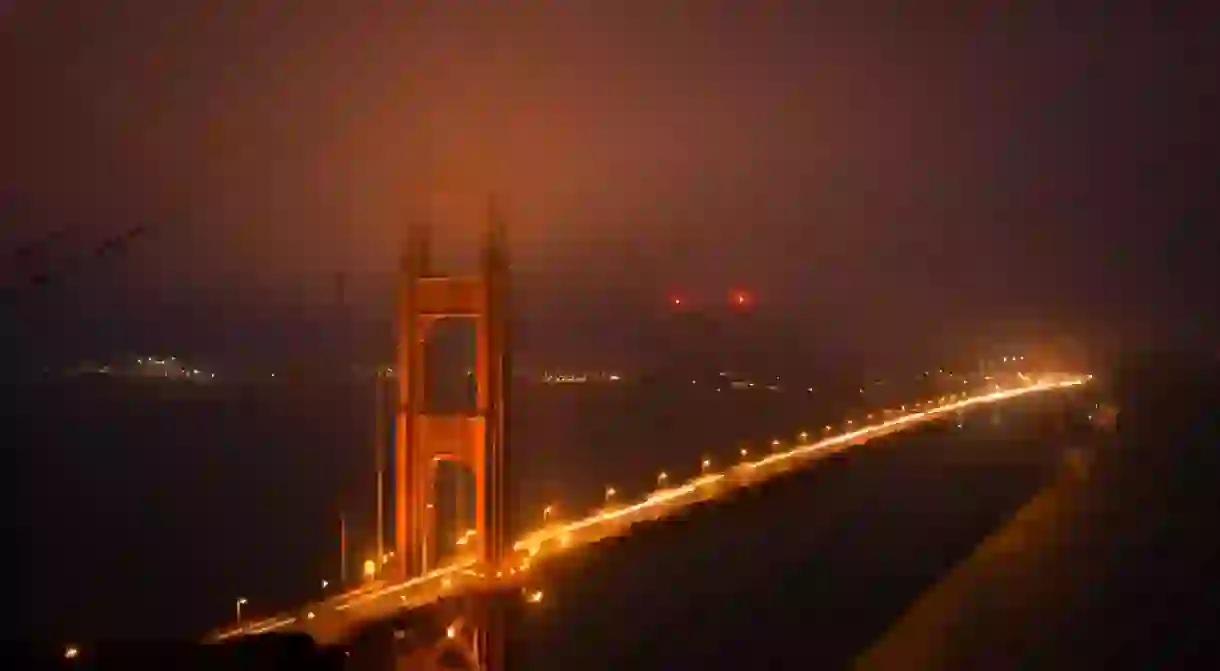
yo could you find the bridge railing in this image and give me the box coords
[206,372,1089,643]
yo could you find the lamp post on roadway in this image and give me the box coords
[373,367,386,577]
[657,472,668,488]
[235,598,248,624]
[339,512,347,584]
[422,503,434,573]
[605,486,616,504]
[543,504,554,523]
[700,458,711,474]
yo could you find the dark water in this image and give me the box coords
[7,370,935,642]
[505,398,1068,670]
[337,393,1074,670]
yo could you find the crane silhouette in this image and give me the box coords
[2,224,150,306]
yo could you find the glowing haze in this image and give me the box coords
[3,3,1217,368]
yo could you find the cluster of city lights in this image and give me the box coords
[134,356,216,380]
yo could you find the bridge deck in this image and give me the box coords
[208,376,1085,645]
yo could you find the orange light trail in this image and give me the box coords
[210,374,1087,642]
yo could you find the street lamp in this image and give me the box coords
[605,486,616,503]
[739,447,749,459]
[701,458,711,474]
[235,598,248,624]
[798,431,809,443]
[657,472,668,488]
[543,505,554,523]
[321,579,329,590]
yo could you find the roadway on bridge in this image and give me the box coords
[210,377,1084,645]
[505,383,1086,669]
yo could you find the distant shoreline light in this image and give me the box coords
[540,371,624,385]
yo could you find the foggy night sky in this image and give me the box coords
[2,2,1218,371]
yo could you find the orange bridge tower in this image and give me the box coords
[393,194,512,582]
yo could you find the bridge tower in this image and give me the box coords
[394,194,512,584]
